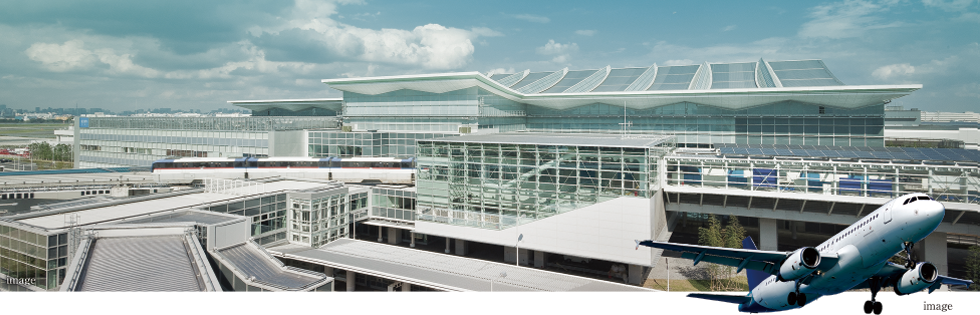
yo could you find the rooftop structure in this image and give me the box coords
[60,225,220,292]
[269,238,650,292]
[309,59,916,148]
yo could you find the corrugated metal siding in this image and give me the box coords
[74,235,207,315]
[75,236,204,291]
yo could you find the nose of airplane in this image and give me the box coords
[921,200,945,225]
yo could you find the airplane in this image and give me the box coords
[636,193,973,314]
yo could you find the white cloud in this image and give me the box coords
[872,63,915,79]
[253,0,487,70]
[922,0,977,11]
[723,25,737,32]
[25,40,97,72]
[25,40,160,77]
[575,30,597,36]
[511,14,550,24]
[536,40,578,55]
[799,0,902,39]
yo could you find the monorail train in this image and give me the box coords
[151,157,415,184]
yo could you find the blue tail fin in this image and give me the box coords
[742,236,768,291]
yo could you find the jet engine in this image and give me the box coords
[894,262,938,295]
[777,247,821,281]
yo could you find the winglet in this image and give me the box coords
[635,240,640,250]
[741,236,768,291]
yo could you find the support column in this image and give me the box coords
[347,270,356,315]
[628,264,643,285]
[386,282,399,315]
[455,239,468,256]
[377,225,383,242]
[445,237,451,254]
[387,227,400,245]
[759,218,778,251]
[323,267,338,315]
[410,232,416,248]
[504,246,516,264]
[518,248,529,266]
[402,283,412,315]
[533,251,546,268]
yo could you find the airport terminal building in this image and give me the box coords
[22,58,975,291]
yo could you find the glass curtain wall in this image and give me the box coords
[203,194,288,246]
[415,137,675,230]
[0,224,69,290]
[308,131,459,158]
[665,157,980,206]
[371,187,417,222]
[287,191,368,248]
[526,102,885,147]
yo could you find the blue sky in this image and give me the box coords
[0,0,977,112]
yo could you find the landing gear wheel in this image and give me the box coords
[798,293,807,307]
[873,301,882,315]
[788,292,797,305]
[864,301,873,314]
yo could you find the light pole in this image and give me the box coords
[516,233,523,266]
[490,272,507,315]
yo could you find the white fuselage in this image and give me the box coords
[748,194,945,311]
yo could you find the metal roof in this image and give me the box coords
[74,235,209,291]
[12,180,333,230]
[321,67,919,111]
[419,132,672,148]
[227,98,343,112]
[711,143,980,164]
[120,210,243,226]
[270,239,652,292]
[215,242,328,290]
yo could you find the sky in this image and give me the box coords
[0,0,977,112]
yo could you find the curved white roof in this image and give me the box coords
[321,60,920,110]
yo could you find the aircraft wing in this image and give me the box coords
[857,262,974,293]
[688,293,752,304]
[637,240,839,275]
[931,276,974,292]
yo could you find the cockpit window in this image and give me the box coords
[917,196,931,201]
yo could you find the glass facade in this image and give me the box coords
[415,135,675,230]
[308,131,459,158]
[371,187,417,222]
[77,117,339,168]
[526,102,885,147]
[665,156,980,207]
[0,225,68,290]
[287,190,368,248]
[343,87,527,133]
[202,193,289,246]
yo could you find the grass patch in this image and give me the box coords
[644,276,749,292]
[0,123,70,139]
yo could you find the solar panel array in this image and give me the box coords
[713,143,980,163]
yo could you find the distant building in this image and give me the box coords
[74,115,339,168]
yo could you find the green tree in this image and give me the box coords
[967,245,980,291]
[698,214,747,291]
[28,142,52,160]
[53,143,72,161]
